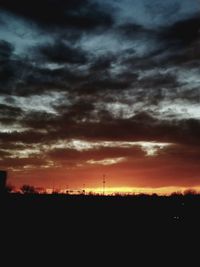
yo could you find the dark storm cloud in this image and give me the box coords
[159,41,200,68]
[178,88,200,103]
[6,109,199,147]
[76,76,134,94]
[143,14,200,69]
[0,51,135,97]
[89,55,115,71]
[117,13,200,68]
[120,23,148,35]
[0,40,14,60]
[0,8,199,99]
[0,103,22,124]
[161,15,200,47]
[0,61,15,88]
[0,131,49,144]
[0,57,77,96]
[116,22,156,40]
[0,0,113,31]
[0,40,16,91]
[38,41,88,64]
[138,73,179,90]
[0,141,27,151]
[159,15,200,66]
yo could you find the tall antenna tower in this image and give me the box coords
[103,174,106,196]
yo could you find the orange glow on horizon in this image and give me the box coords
[81,186,200,196]
[13,186,200,196]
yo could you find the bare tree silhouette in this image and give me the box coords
[5,184,14,193]
[184,189,197,196]
[21,185,37,194]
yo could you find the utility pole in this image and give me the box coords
[103,175,106,196]
[52,177,55,193]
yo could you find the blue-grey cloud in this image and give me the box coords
[0,0,200,177]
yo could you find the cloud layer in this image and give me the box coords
[0,0,200,191]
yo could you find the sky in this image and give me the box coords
[0,0,200,194]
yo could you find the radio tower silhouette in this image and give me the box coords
[103,175,106,196]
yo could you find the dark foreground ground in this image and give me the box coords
[1,194,199,261]
[2,193,200,224]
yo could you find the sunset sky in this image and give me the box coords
[0,0,200,194]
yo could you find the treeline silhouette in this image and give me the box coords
[3,183,200,197]
[2,183,200,222]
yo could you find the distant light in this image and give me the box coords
[173,216,180,220]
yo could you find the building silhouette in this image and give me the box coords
[0,170,7,194]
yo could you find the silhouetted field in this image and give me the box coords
[1,193,198,259]
[2,193,200,224]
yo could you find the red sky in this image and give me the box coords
[4,140,200,194]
